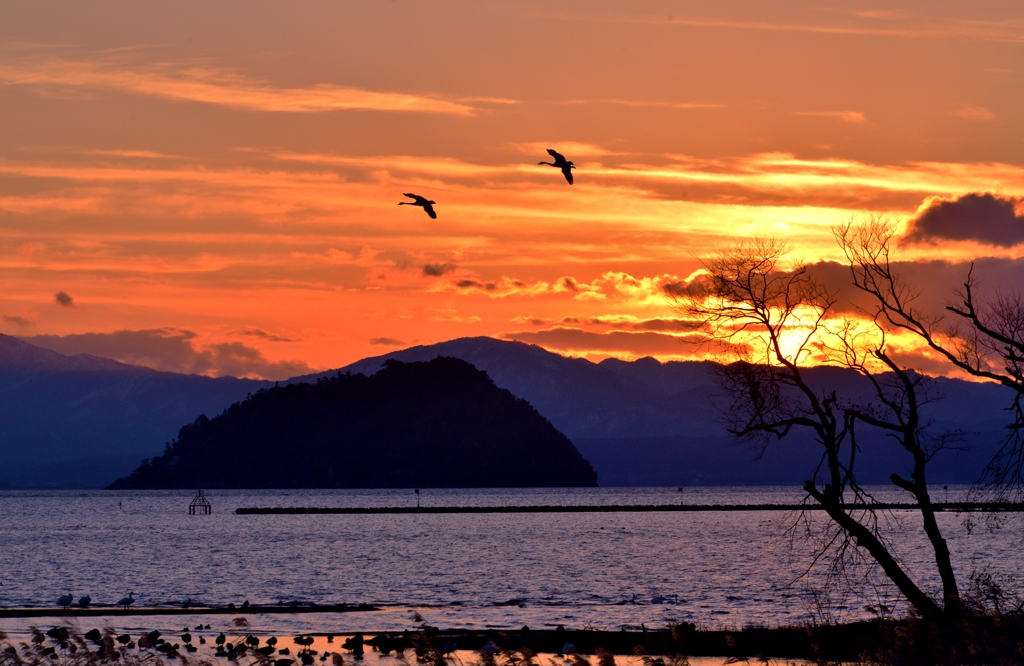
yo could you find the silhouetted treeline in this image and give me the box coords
[108,357,597,489]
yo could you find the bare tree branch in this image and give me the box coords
[671,237,957,619]
[835,218,1024,497]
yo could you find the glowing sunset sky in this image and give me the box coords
[2,1,1023,378]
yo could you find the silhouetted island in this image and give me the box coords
[107,357,597,489]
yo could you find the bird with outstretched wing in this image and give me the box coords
[539,148,575,184]
[397,193,437,218]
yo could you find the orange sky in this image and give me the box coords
[2,1,1023,378]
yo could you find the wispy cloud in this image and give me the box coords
[85,149,184,159]
[0,56,484,115]
[514,9,1024,44]
[586,153,1024,209]
[369,337,404,345]
[948,103,995,122]
[275,149,1024,206]
[269,151,520,178]
[510,142,625,158]
[434,271,684,304]
[2,313,33,327]
[261,149,1024,216]
[236,327,296,343]
[794,111,867,124]
[20,147,1023,210]
[548,99,722,110]
[498,327,705,358]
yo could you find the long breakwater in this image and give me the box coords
[236,502,1024,514]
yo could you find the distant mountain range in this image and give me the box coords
[2,333,1016,488]
[321,338,1015,486]
[0,334,269,488]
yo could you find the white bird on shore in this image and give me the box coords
[117,591,135,609]
[78,595,92,608]
[57,593,73,608]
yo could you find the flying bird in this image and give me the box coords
[538,148,575,184]
[398,193,437,219]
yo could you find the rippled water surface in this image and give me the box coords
[1,487,1021,636]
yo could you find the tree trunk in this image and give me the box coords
[804,481,943,618]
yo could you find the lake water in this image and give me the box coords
[1,486,1021,639]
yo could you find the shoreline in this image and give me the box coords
[3,615,1021,662]
[0,619,933,662]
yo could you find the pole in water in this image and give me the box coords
[415,488,420,508]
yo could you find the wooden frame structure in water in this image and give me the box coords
[188,489,211,515]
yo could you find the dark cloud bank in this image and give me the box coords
[802,256,1024,318]
[907,192,1024,247]
[21,328,312,380]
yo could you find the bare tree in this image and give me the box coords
[676,237,960,618]
[835,219,1024,495]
